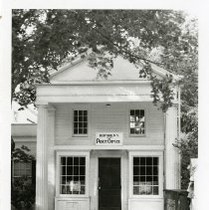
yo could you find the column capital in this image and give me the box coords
[36,104,49,109]
[36,104,56,112]
[47,105,56,112]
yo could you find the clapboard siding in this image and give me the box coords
[55,102,164,145]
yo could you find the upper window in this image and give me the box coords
[60,156,86,195]
[130,109,145,135]
[133,157,159,195]
[73,110,88,135]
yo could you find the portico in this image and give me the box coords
[35,57,181,210]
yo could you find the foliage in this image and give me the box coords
[11,138,35,209]
[11,176,35,210]
[150,74,175,112]
[12,10,190,110]
[11,137,35,162]
[174,107,198,189]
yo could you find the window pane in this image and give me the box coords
[134,166,139,175]
[134,157,139,165]
[133,176,139,183]
[145,186,152,195]
[139,176,146,182]
[74,157,79,165]
[67,157,72,165]
[80,166,85,175]
[84,115,87,121]
[74,123,78,129]
[62,166,66,175]
[130,128,135,134]
[140,166,145,175]
[74,166,79,175]
[153,176,158,184]
[153,166,158,175]
[153,186,159,195]
[153,158,158,165]
[146,176,152,182]
[67,166,73,175]
[80,157,85,165]
[80,186,85,194]
[140,157,146,165]
[146,166,152,175]
[61,157,66,165]
[61,176,66,184]
[133,186,139,195]
[130,110,134,116]
[147,157,152,165]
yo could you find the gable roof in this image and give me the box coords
[50,55,181,84]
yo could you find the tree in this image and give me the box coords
[13,10,188,108]
[12,9,198,188]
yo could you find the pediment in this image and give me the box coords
[50,56,180,84]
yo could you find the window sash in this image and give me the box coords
[73,110,88,135]
[129,152,163,198]
[129,109,145,135]
[133,157,159,195]
[57,152,89,197]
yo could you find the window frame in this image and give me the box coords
[129,151,163,199]
[56,151,90,198]
[12,160,32,181]
[72,108,89,137]
[128,108,146,137]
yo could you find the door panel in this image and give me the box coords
[99,158,121,210]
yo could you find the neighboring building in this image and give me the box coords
[35,56,181,210]
[11,102,37,183]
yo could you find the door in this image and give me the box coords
[98,158,121,210]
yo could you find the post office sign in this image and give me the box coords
[95,132,123,145]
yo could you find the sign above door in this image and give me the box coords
[95,133,123,145]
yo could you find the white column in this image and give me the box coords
[165,106,180,189]
[36,105,49,210]
[47,106,56,209]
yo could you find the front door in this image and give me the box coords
[98,158,121,210]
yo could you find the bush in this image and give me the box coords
[11,176,35,210]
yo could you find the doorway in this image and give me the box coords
[98,158,121,210]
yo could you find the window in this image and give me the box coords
[130,109,145,135]
[133,157,159,195]
[60,156,86,195]
[13,161,32,180]
[73,110,88,135]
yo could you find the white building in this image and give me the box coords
[35,56,181,210]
